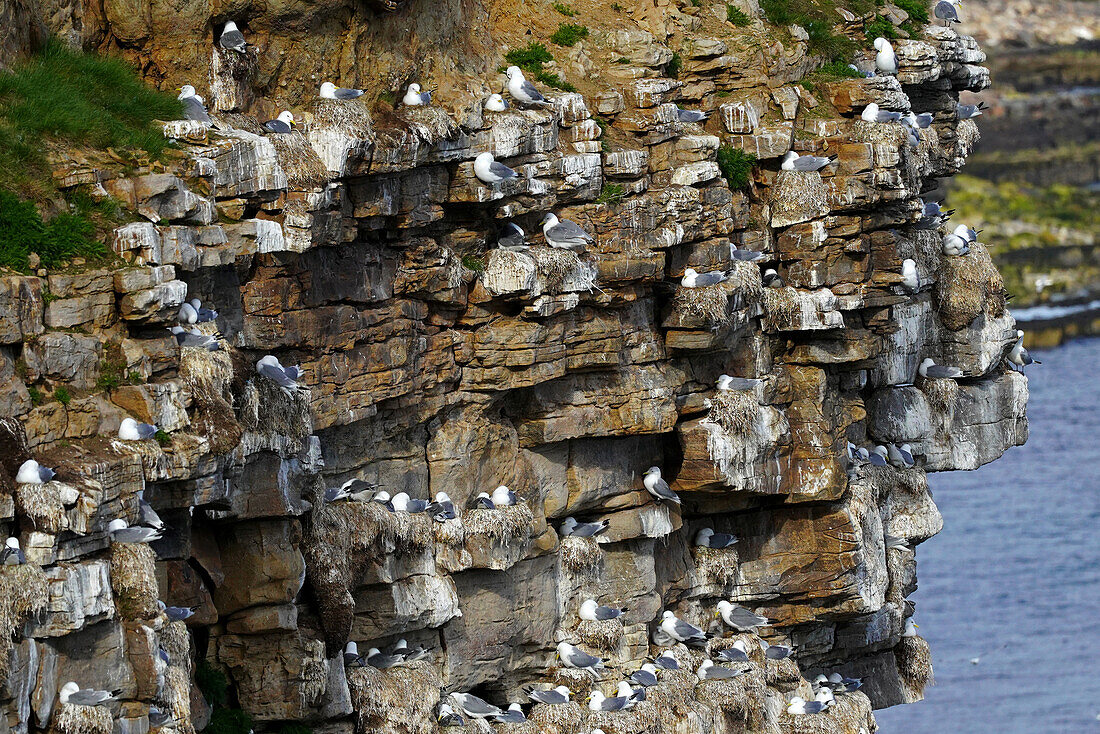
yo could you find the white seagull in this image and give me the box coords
[505,66,551,106]
[874,37,897,75]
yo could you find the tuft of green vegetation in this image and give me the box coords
[377,90,397,108]
[865,14,897,39]
[611,1,623,9]
[801,59,865,89]
[552,1,577,15]
[154,429,171,447]
[615,57,631,64]
[206,709,252,734]
[196,661,229,706]
[667,52,682,79]
[27,387,43,406]
[54,386,71,406]
[505,42,555,72]
[894,0,929,24]
[758,0,866,60]
[727,4,752,25]
[536,70,576,92]
[551,23,589,47]
[461,254,485,272]
[597,183,627,205]
[0,190,110,271]
[0,40,181,203]
[717,146,757,189]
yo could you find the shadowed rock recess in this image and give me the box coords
[0,1,1028,733]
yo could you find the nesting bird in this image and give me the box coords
[781,151,835,172]
[177,85,212,124]
[427,492,457,522]
[119,417,158,441]
[450,692,503,721]
[473,152,518,186]
[1,538,25,565]
[588,691,631,711]
[787,696,828,715]
[490,485,519,507]
[158,600,197,622]
[942,226,972,256]
[764,642,793,660]
[904,111,934,129]
[557,641,606,674]
[171,326,220,351]
[189,298,218,322]
[901,259,920,293]
[391,492,429,513]
[108,519,162,544]
[918,358,965,379]
[674,105,708,123]
[256,355,303,389]
[541,213,594,251]
[59,682,120,707]
[320,81,364,100]
[680,267,729,288]
[695,527,738,549]
[497,222,526,250]
[262,111,296,133]
[762,268,784,288]
[629,664,660,687]
[579,598,626,621]
[15,459,55,485]
[484,93,509,112]
[402,83,432,106]
[528,685,571,705]
[715,641,750,662]
[874,37,897,75]
[642,466,681,504]
[861,102,902,124]
[887,443,915,467]
[903,618,920,637]
[491,703,526,723]
[218,21,248,54]
[472,492,495,509]
[697,659,746,680]
[652,651,679,670]
[505,66,551,106]
[957,101,987,120]
[659,610,708,645]
[729,246,765,262]
[716,601,770,631]
[560,516,609,537]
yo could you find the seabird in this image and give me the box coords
[119,417,158,441]
[629,664,660,687]
[320,81,364,100]
[177,85,212,124]
[137,491,165,530]
[324,484,353,503]
[675,106,708,123]
[887,443,915,467]
[957,101,987,120]
[560,516,609,537]
[942,229,971,256]
[716,641,750,662]
[919,358,964,379]
[681,267,729,288]
[450,692,503,720]
[934,0,960,24]
[557,641,605,673]
[616,680,645,703]
[1008,330,1041,369]
[861,102,902,124]
[170,326,220,351]
[541,213,594,251]
[437,702,466,726]
[764,642,793,660]
[402,83,432,106]
[901,259,919,293]
[643,467,681,504]
[874,37,897,75]
[848,63,875,78]
[365,647,403,669]
[390,492,429,513]
[471,492,495,509]
[15,459,55,484]
[178,302,198,324]
[336,478,380,502]
[473,152,518,186]
[344,641,365,667]
[903,618,920,637]
[262,111,296,134]
[697,660,746,681]
[505,66,551,106]
[659,610,708,645]
[157,600,196,622]
[59,682,120,706]
[497,222,526,250]
[490,485,518,507]
[371,491,394,511]
[717,374,764,391]
[588,691,630,712]
[695,527,738,549]
[787,696,827,714]
[729,246,766,262]
[527,685,571,705]
[256,355,302,389]
[148,706,174,728]
[189,298,218,322]
[427,492,458,522]
[1,538,25,565]
[918,200,954,229]
[955,223,981,243]
[390,638,429,662]
[905,111,934,129]
[485,93,509,112]
[579,598,626,621]
[885,534,910,550]
[827,672,863,692]
[762,269,783,288]
[867,445,889,466]
[814,687,836,706]
[491,703,526,723]
[218,21,247,54]
[108,519,162,544]
[781,151,834,172]
[653,651,679,670]
[716,601,770,631]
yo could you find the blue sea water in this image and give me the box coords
[875,338,1100,732]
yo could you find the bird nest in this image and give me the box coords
[157,665,196,734]
[484,249,537,292]
[179,347,242,456]
[530,248,596,294]
[347,661,440,734]
[159,620,192,665]
[848,119,909,146]
[109,541,160,620]
[50,703,113,734]
[765,657,802,689]
[576,618,623,651]
[548,666,598,693]
[955,119,980,157]
[934,242,1005,331]
[15,480,64,533]
[526,699,586,734]
[671,280,741,328]
[240,376,312,439]
[769,170,829,226]
[645,671,698,730]
[313,99,374,140]
[559,536,602,574]
[696,671,766,723]
[781,693,872,734]
[917,374,959,417]
[586,699,660,734]
[462,504,534,543]
[433,517,466,548]
[270,132,331,190]
[0,563,48,684]
[762,286,803,326]
[862,465,927,499]
[706,389,760,436]
[693,546,741,587]
[895,635,933,694]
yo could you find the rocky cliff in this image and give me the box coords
[0,2,1027,733]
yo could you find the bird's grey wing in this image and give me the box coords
[867,452,888,466]
[631,670,657,686]
[765,646,791,659]
[489,161,517,179]
[258,364,294,387]
[220,31,246,50]
[927,365,963,378]
[652,477,680,502]
[138,423,158,439]
[878,111,902,123]
[595,606,621,620]
[717,647,748,662]
[936,1,959,20]
[693,272,725,287]
[730,249,765,261]
[566,646,601,667]
[455,694,498,716]
[673,619,704,639]
[520,80,547,102]
[916,113,933,127]
[184,97,212,123]
[549,219,593,242]
[336,88,364,99]
[421,91,432,104]
[263,120,287,133]
[68,691,106,706]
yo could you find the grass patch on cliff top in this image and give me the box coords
[503,42,577,91]
[551,23,589,46]
[759,0,887,60]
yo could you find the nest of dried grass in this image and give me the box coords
[770,170,829,224]
[484,249,537,292]
[671,280,740,328]
[463,504,534,543]
[934,242,1005,331]
[347,661,440,734]
[159,620,191,665]
[0,563,48,684]
[157,665,196,734]
[527,699,586,734]
[240,376,312,439]
[765,656,802,689]
[849,119,909,146]
[179,348,242,455]
[433,517,465,548]
[313,99,374,139]
[587,699,660,734]
[576,618,624,651]
[548,666,598,693]
[15,481,64,533]
[895,635,933,693]
[782,692,872,733]
[956,119,980,157]
[707,389,760,436]
[560,536,602,573]
[109,541,160,620]
[693,545,741,587]
[645,669,698,730]
[917,374,959,417]
[696,671,766,726]
[530,247,596,294]
[51,703,113,734]
[762,286,803,326]
[270,132,331,190]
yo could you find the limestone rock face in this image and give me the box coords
[0,6,1025,734]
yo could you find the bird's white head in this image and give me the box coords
[919,357,936,370]
[781,151,799,169]
[374,491,391,502]
[277,111,295,126]
[367,647,381,656]
[107,519,127,533]
[764,268,778,278]
[541,213,559,227]
[409,83,421,93]
[716,599,731,613]
[662,610,675,619]
[683,267,697,277]
[555,685,571,697]
[223,20,239,32]
[506,66,522,78]
[434,491,450,502]
[696,527,714,543]
[646,466,661,477]
[5,537,19,550]
[475,151,494,164]
[320,82,336,98]
[59,682,79,701]
[874,37,889,51]
[178,85,197,99]
[345,640,358,654]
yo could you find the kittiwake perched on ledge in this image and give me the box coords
[1,538,25,565]
[680,267,729,288]
[218,21,247,54]
[874,37,897,75]
[171,326,220,351]
[717,374,764,391]
[528,685,571,705]
[887,443,915,467]
[177,86,212,124]
[716,641,750,662]
[660,610,708,645]
[262,111,296,134]
[901,258,920,293]
[781,151,835,172]
[490,485,519,507]
[257,355,302,388]
[484,93,509,112]
[320,81,363,100]
[542,213,594,251]
[643,466,681,504]
[560,516,609,537]
[473,152,518,186]
[427,492,457,522]
[119,417,158,441]
[630,664,660,687]
[471,492,495,509]
[557,641,606,673]
[697,659,746,681]
[764,642,793,660]
[108,519,162,544]
[904,111,934,129]
[675,105,708,123]
[158,600,196,621]
[919,358,964,379]
[1008,330,1041,370]
[787,696,827,715]
[391,492,429,513]
[957,101,987,120]
[59,682,120,707]
[763,268,783,288]
[16,459,55,484]
[189,298,218,322]
[491,703,526,723]
[730,246,766,262]
[579,598,626,621]
[695,527,738,549]
[716,601,770,631]
[935,0,960,24]
[450,692,502,720]
[497,222,526,249]
[588,691,631,711]
[506,66,551,106]
[653,651,679,670]
[861,102,902,124]
[402,83,432,106]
